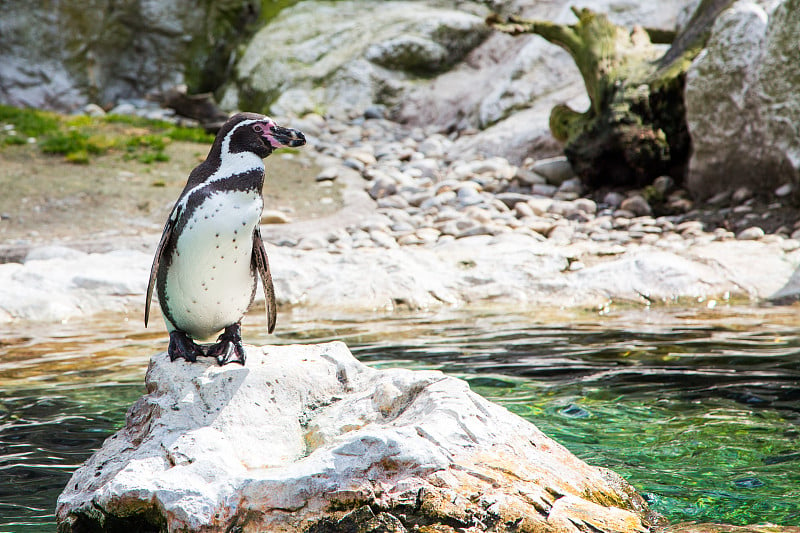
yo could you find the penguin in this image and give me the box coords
[144,112,305,365]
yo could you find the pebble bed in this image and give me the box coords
[82,101,800,261]
[284,112,800,261]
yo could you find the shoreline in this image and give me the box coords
[2,113,800,325]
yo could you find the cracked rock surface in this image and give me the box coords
[56,341,656,532]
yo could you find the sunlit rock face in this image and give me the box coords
[56,342,655,532]
[685,0,800,200]
[219,0,490,119]
[0,0,260,111]
[394,0,698,164]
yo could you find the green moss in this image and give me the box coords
[1,104,213,163]
[65,149,90,164]
[40,131,92,155]
[1,135,27,147]
[0,104,60,137]
[165,126,214,144]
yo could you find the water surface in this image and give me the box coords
[1,304,799,531]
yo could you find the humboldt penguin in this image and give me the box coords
[145,112,305,365]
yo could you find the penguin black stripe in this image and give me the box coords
[145,112,306,366]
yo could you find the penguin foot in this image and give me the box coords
[168,330,205,362]
[207,323,246,366]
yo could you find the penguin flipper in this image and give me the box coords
[145,214,176,327]
[252,227,277,334]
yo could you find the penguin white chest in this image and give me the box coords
[165,190,263,339]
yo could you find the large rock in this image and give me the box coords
[56,341,656,532]
[220,0,490,119]
[395,0,699,163]
[0,0,261,111]
[685,0,800,200]
[1,235,799,323]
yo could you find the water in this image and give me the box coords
[1,304,799,531]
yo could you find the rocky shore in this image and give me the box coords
[2,108,800,324]
[3,0,800,323]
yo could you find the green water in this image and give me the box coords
[0,305,799,531]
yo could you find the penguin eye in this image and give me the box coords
[252,123,267,134]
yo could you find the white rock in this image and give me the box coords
[686,0,800,199]
[736,226,765,240]
[571,198,598,215]
[775,183,794,197]
[315,166,340,182]
[531,156,575,185]
[226,2,489,119]
[57,342,652,532]
[260,210,292,224]
[369,229,400,248]
[23,245,87,262]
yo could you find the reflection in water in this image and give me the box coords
[1,305,799,531]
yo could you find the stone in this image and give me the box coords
[775,183,794,197]
[81,103,106,117]
[603,191,626,208]
[57,342,655,533]
[557,177,583,195]
[222,2,490,119]
[415,227,441,244]
[495,192,532,209]
[316,166,340,182]
[737,226,765,240]
[685,0,800,199]
[417,134,451,157]
[260,210,291,224]
[731,186,753,204]
[528,197,554,215]
[514,201,535,218]
[0,0,259,112]
[515,167,548,185]
[651,175,675,196]
[369,229,399,248]
[369,175,398,200]
[572,197,598,215]
[619,195,653,217]
[365,34,450,72]
[530,156,575,185]
[531,183,558,197]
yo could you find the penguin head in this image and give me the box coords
[221,112,306,159]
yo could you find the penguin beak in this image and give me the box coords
[266,125,306,149]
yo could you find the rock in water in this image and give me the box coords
[56,342,655,532]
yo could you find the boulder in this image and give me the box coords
[0,0,261,112]
[685,0,800,200]
[396,0,698,164]
[220,0,490,119]
[57,341,656,532]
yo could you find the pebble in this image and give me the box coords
[603,191,625,208]
[529,156,574,185]
[619,195,652,217]
[736,226,765,240]
[260,210,291,224]
[732,186,753,204]
[652,176,674,196]
[316,167,339,182]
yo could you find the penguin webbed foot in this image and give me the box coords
[207,323,246,366]
[168,330,205,362]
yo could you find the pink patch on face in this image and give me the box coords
[252,121,283,149]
